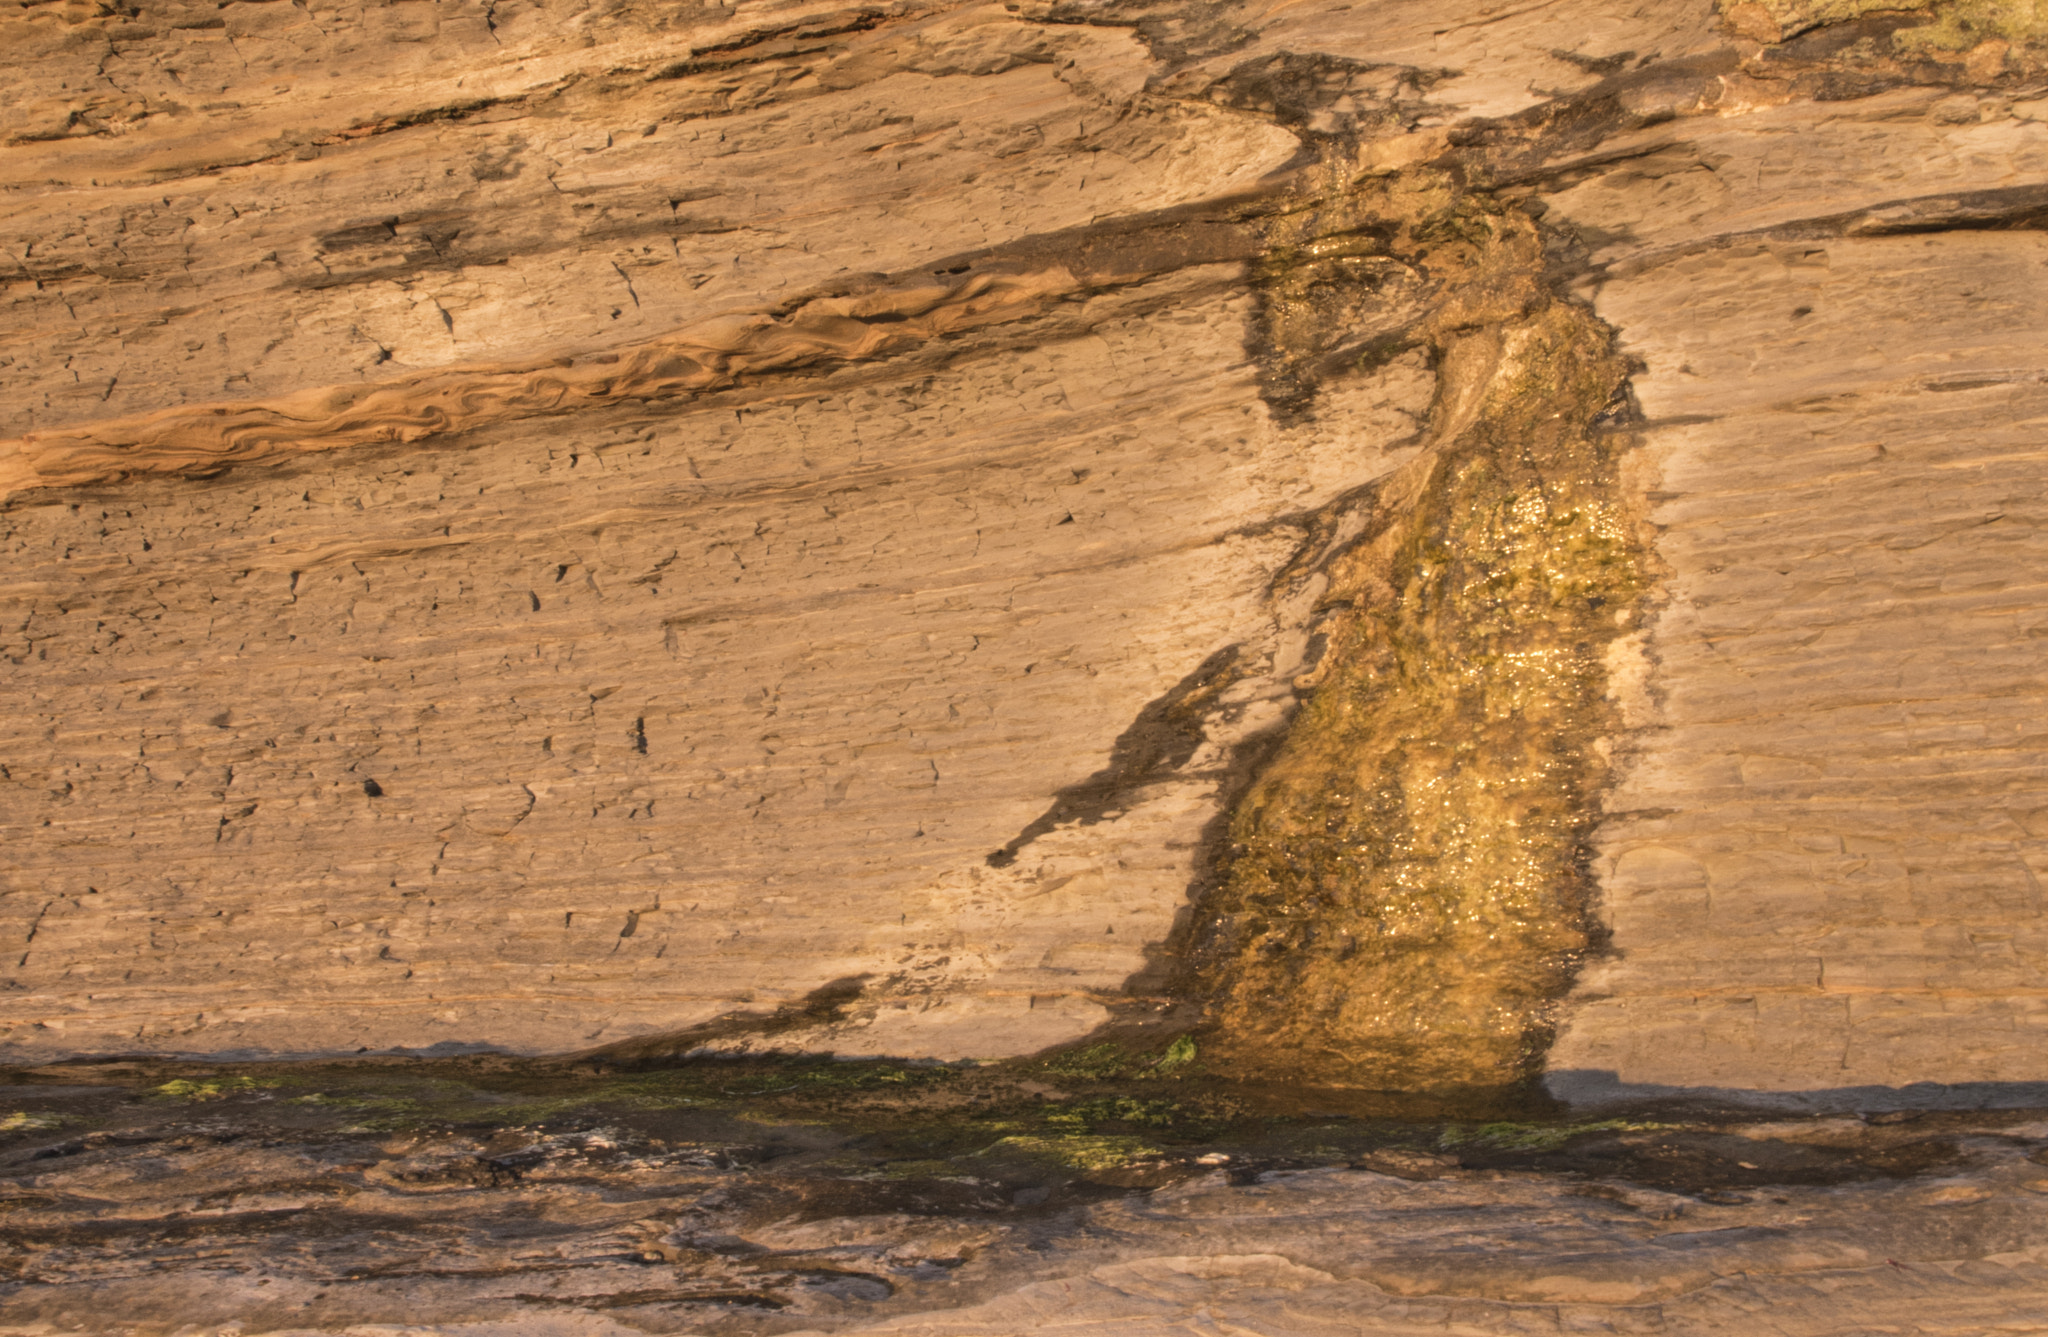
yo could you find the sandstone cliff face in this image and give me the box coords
[4,0,2048,1105]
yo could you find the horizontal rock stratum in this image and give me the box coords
[6,0,2048,1112]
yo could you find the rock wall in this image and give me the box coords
[5,0,2048,1101]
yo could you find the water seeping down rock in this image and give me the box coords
[1195,284,1649,1096]
[11,0,2048,1330]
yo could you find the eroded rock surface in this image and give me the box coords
[10,0,2048,1328]
[2,1056,2048,1335]
[6,0,2048,1126]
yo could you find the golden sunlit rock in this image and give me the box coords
[8,0,2048,1329]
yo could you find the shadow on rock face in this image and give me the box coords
[582,975,877,1066]
[985,644,1243,870]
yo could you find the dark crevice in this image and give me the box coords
[1016,0,1255,74]
[1582,180,2048,284]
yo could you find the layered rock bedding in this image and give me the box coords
[7,0,2048,1328]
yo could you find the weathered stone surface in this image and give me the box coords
[6,0,2048,1101]
[11,0,2048,1328]
[0,0,1289,438]
[3,1060,2048,1336]
[1,268,1439,1057]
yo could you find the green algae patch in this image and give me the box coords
[1032,1037,1214,1085]
[152,1075,281,1102]
[1041,1043,1135,1080]
[1038,1040,1203,1082]
[0,1111,68,1133]
[1042,1097,1226,1136]
[877,1157,974,1181]
[1440,1118,1677,1154]
[1189,297,1649,1096]
[1156,1036,1198,1073]
[699,1062,953,1097]
[1892,0,2048,51]
[978,1134,1161,1173]
[281,1072,494,1122]
[494,1062,948,1124]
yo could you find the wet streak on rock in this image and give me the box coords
[1240,165,1546,425]
[1189,288,1649,1095]
[964,149,1658,1098]
[1246,64,2048,1133]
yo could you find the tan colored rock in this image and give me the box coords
[13,0,2048,1330]
[1554,228,2048,1094]
[4,0,2048,1109]
[0,246,1438,1055]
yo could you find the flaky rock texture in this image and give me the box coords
[7,0,2048,1110]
